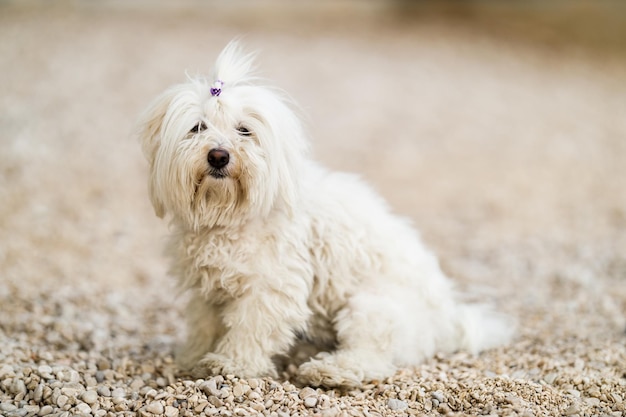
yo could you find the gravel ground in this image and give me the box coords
[1,3,626,417]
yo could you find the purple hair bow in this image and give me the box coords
[210,80,223,97]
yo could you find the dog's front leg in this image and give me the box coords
[177,294,225,372]
[191,284,310,379]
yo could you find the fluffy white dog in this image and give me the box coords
[137,42,511,388]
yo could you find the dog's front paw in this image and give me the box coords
[190,353,236,379]
[297,353,364,388]
[190,352,277,379]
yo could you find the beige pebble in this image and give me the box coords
[38,405,53,416]
[195,401,209,413]
[233,383,246,397]
[145,401,164,414]
[82,390,98,404]
[299,387,317,399]
[164,405,179,417]
[75,403,92,414]
[318,394,331,409]
[209,395,223,407]
[97,386,111,397]
[248,391,262,401]
[251,402,265,412]
[111,388,126,398]
[304,396,318,408]
[56,394,69,408]
[321,407,340,417]
[131,378,145,391]
[37,365,53,377]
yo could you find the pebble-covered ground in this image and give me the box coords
[1,2,625,417]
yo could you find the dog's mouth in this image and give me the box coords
[193,169,229,201]
[193,169,229,194]
[208,169,229,179]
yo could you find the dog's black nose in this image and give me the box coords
[208,148,230,169]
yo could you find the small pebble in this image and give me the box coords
[145,401,164,414]
[112,388,126,398]
[248,391,262,401]
[38,365,53,377]
[33,384,44,402]
[201,379,220,397]
[251,402,265,412]
[43,386,52,400]
[97,359,110,370]
[209,395,224,407]
[299,387,317,399]
[165,405,179,417]
[585,397,600,406]
[38,405,53,416]
[387,399,408,410]
[75,403,92,414]
[97,386,111,397]
[321,408,340,417]
[233,383,246,397]
[195,401,209,413]
[304,397,318,408]
[0,403,17,412]
[11,379,26,395]
[56,394,69,408]
[0,365,14,378]
[432,390,445,403]
[61,384,84,398]
[82,390,99,404]
[130,378,144,391]
[318,394,331,409]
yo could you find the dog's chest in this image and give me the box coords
[174,228,292,299]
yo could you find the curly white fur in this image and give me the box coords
[137,41,512,388]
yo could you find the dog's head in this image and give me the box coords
[137,42,308,229]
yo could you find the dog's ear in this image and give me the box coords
[137,90,175,218]
[136,89,174,164]
[148,172,166,218]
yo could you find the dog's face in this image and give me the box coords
[138,44,307,229]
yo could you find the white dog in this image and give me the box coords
[137,42,511,388]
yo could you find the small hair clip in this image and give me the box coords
[210,80,223,97]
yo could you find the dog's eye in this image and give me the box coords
[237,126,252,137]
[190,122,207,134]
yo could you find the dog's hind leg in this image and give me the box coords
[297,291,399,388]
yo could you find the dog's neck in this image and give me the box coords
[171,201,296,237]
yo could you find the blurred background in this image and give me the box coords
[1,0,625,336]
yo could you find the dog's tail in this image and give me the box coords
[455,303,515,354]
